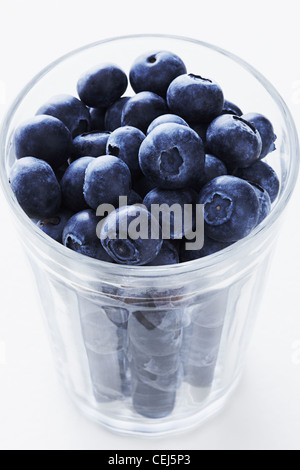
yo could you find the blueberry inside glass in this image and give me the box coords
[9,48,279,266]
[7,44,283,423]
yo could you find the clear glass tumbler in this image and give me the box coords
[0,35,299,437]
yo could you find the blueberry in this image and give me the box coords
[187,289,229,328]
[183,323,223,368]
[127,190,143,206]
[206,114,262,169]
[79,303,130,399]
[71,131,111,161]
[61,157,95,212]
[139,123,205,189]
[121,91,168,134]
[80,309,127,354]
[106,126,145,177]
[14,115,72,169]
[104,97,131,131]
[167,74,224,123]
[251,184,272,224]
[10,157,61,218]
[84,156,131,210]
[100,205,162,266]
[184,363,217,388]
[104,306,129,329]
[143,187,197,239]
[130,308,186,332]
[221,99,243,116]
[36,94,91,138]
[198,176,260,243]
[54,161,69,183]
[182,323,223,388]
[234,160,280,203]
[132,378,176,418]
[190,123,209,144]
[77,63,128,109]
[119,352,132,398]
[128,312,182,356]
[62,209,113,262]
[143,286,188,311]
[131,365,181,393]
[133,175,156,199]
[130,50,187,98]
[89,107,106,131]
[147,114,189,134]
[37,208,73,243]
[193,154,228,191]
[84,349,127,402]
[242,112,277,159]
[180,235,231,262]
[129,342,181,375]
[147,240,179,266]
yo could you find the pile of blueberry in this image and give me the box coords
[8,50,282,418]
[10,50,279,266]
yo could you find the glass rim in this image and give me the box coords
[0,33,299,278]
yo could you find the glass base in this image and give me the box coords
[62,373,242,438]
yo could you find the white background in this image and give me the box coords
[0,0,300,451]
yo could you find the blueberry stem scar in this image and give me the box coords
[188,74,212,83]
[232,115,257,133]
